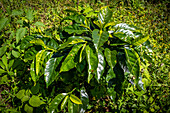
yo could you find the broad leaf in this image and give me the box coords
[85,45,98,83]
[26,9,34,22]
[92,29,109,52]
[124,47,140,83]
[60,44,83,72]
[61,95,69,110]
[12,50,20,58]
[104,48,117,69]
[24,47,38,61]
[30,38,46,48]
[2,55,8,71]
[24,104,33,113]
[68,99,74,113]
[15,89,25,99]
[49,93,67,113]
[29,95,45,107]
[0,68,6,74]
[30,60,36,84]
[34,22,45,27]
[98,6,112,26]
[0,18,9,32]
[79,87,89,112]
[20,36,34,50]
[96,50,105,82]
[16,28,27,44]
[35,50,46,76]
[70,94,82,104]
[0,46,7,57]
[132,35,149,46]
[45,56,63,87]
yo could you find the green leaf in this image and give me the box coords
[34,22,45,27]
[132,35,149,46]
[31,83,39,95]
[92,29,109,52]
[20,36,34,50]
[124,47,140,83]
[0,18,9,32]
[24,47,38,62]
[70,94,82,104]
[26,9,34,22]
[35,50,45,76]
[0,68,6,74]
[106,68,116,82]
[24,104,33,113]
[96,50,105,82]
[104,48,117,69]
[12,50,20,58]
[2,55,8,71]
[30,60,36,84]
[21,95,30,102]
[85,45,98,83]
[61,95,69,110]
[65,29,88,34]
[15,89,25,99]
[45,56,63,87]
[12,10,23,16]
[30,38,45,47]
[16,28,27,44]
[98,6,112,26]
[29,95,45,107]
[79,43,87,62]
[68,99,74,113]
[0,46,7,57]
[48,93,67,113]
[60,44,83,73]
[79,87,89,112]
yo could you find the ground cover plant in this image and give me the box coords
[0,0,169,112]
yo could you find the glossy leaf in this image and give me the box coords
[30,38,46,48]
[70,94,82,104]
[104,48,117,69]
[16,28,27,44]
[79,87,89,112]
[60,44,83,73]
[0,18,9,32]
[92,29,109,52]
[114,23,136,31]
[124,47,140,83]
[68,99,74,113]
[96,50,105,82]
[29,95,45,107]
[85,45,98,83]
[106,68,116,83]
[35,50,46,76]
[132,35,149,46]
[79,43,87,62]
[24,104,33,113]
[0,46,7,57]
[20,36,34,50]
[30,60,36,84]
[49,93,67,113]
[61,95,69,110]
[24,47,38,61]
[98,6,112,25]
[45,56,63,87]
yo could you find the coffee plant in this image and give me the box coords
[0,0,169,113]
